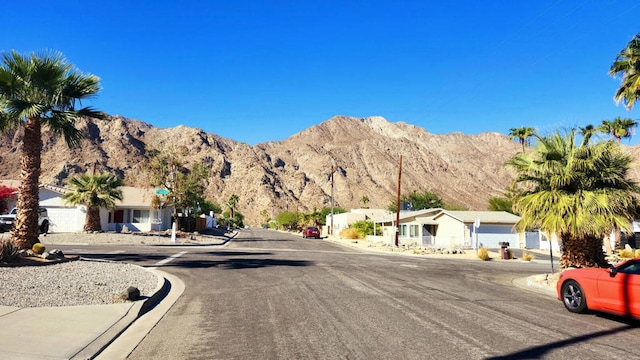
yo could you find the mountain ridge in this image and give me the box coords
[1,114,639,226]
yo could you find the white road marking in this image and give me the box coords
[149,251,188,269]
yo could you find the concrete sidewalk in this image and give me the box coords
[0,269,184,360]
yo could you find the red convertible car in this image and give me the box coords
[557,258,640,318]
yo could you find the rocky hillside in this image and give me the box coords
[1,115,639,225]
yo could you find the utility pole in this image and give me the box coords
[330,165,334,237]
[395,155,402,247]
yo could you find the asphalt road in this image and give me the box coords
[62,228,640,359]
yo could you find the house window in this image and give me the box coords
[132,209,150,223]
[399,224,407,237]
[409,225,419,238]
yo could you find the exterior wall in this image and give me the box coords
[432,215,465,248]
[326,212,366,236]
[46,206,86,233]
[103,207,158,232]
[475,224,519,248]
[39,189,86,233]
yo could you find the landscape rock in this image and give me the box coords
[122,286,141,301]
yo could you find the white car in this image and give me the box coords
[0,207,50,233]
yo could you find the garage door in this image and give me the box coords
[476,225,519,249]
[45,207,84,233]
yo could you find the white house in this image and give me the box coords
[326,208,391,236]
[102,186,174,232]
[370,208,522,249]
[0,180,174,233]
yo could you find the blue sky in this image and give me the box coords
[1,0,639,145]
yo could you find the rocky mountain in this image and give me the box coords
[1,115,639,226]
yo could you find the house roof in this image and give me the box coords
[374,208,447,223]
[374,208,520,225]
[0,180,162,208]
[39,183,70,194]
[448,211,520,224]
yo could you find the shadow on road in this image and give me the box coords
[77,251,313,270]
[485,324,637,359]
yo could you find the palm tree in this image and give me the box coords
[599,117,638,143]
[508,127,536,152]
[227,194,239,220]
[578,124,597,146]
[62,173,123,232]
[360,195,370,208]
[0,51,103,249]
[506,130,639,269]
[610,34,640,110]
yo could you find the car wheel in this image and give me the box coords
[39,221,49,234]
[561,280,587,313]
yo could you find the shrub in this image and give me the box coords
[351,220,374,238]
[522,252,534,261]
[618,247,635,259]
[636,249,640,258]
[477,247,490,261]
[340,228,361,239]
[32,243,46,255]
[0,239,18,263]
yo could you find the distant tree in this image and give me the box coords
[275,211,298,230]
[318,207,346,226]
[147,147,209,223]
[488,197,513,213]
[200,200,222,216]
[62,173,123,232]
[599,117,638,143]
[0,50,104,249]
[508,127,536,152]
[609,33,640,110]
[578,124,598,145]
[359,195,370,208]
[260,209,271,226]
[227,194,239,219]
[388,190,444,212]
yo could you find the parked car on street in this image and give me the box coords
[557,258,640,318]
[303,226,321,239]
[0,207,50,234]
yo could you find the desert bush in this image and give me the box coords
[0,239,18,263]
[340,228,361,239]
[32,243,46,255]
[522,252,534,261]
[635,249,640,258]
[351,220,374,238]
[477,247,490,261]
[619,247,635,259]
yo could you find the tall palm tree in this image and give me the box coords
[62,173,123,232]
[508,127,536,152]
[506,130,640,269]
[610,34,640,110]
[599,117,638,143]
[227,194,239,220]
[0,51,103,249]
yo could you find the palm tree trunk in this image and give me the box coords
[13,118,42,249]
[560,232,608,269]
[84,206,101,232]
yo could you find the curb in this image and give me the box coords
[94,270,185,359]
[70,264,168,359]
